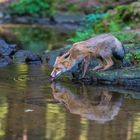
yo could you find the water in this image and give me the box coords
[0,63,139,140]
[0,25,140,140]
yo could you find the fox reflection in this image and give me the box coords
[51,83,122,123]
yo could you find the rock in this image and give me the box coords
[13,50,42,63]
[4,14,11,19]
[0,12,4,18]
[12,17,30,24]
[0,56,12,67]
[78,67,140,90]
[0,39,16,56]
[36,18,50,25]
[54,12,84,24]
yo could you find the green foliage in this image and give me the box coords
[93,13,124,34]
[69,1,140,43]
[84,13,108,25]
[68,28,95,43]
[109,21,121,32]
[124,51,140,64]
[112,32,137,44]
[65,4,81,12]
[93,1,140,33]
[11,27,49,52]
[124,53,133,61]
[69,12,107,43]
[9,0,55,17]
[133,50,140,62]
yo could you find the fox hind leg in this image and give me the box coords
[92,58,104,71]
[82,55,91,78]
[100,56,114,71]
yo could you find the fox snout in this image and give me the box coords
[50,69,62,80]
[50,70,57,80]
[50,70,56,78]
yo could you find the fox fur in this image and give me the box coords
[51,33,125,79]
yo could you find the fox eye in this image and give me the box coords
[55,67,60,70]
[54,90,59,93]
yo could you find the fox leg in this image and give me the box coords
[100,91,112,105]
[93,58,104,71]
[82,55,90,78]
[100,56,114,71]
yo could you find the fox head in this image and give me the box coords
[50,52,74,80]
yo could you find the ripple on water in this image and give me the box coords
[0,63,50,91]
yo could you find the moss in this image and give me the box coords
[93,1,140,33]
[9,0,57,17]
[124,50,140,65]
[68,28,95,43]
[112,32,138,44]
[124,53,133,61]
[69,2,140,43]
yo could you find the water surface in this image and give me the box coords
[0,63,139,140]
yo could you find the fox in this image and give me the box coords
[50,33,125,80]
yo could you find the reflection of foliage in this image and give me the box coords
[11,27,49,53]
[0,98,8,137]
[1,26,70,53]
[133,114,140,140]
[15,64,28,90]
[9,0,56,17]
[46,104,66,140]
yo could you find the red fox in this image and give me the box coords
[50,34,125,80]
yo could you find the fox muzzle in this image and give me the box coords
[50,70,62,80]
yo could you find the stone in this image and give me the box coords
[12,17,30,24]
[0,12,4,18]
[54,12,84,24]
[0,56,12,68]
[13,50,42,63]
[0,39,16,56]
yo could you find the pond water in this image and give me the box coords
[0,24,140,140]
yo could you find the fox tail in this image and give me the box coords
[113,43,125,61]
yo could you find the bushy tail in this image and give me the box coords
[113,43,125,61]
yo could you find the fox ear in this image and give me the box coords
[54,56,61,65]
[56,56,60,61]
[63,61,70,68]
